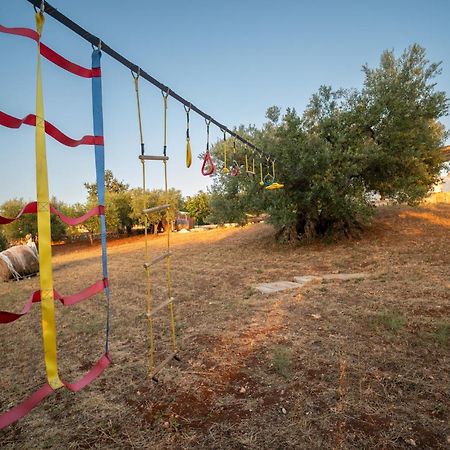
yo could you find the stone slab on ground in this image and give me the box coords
[255,272,371,295]
[293,272,369,284]
[293,275,322,286]
[254,281,303,294]
[321,272,369,281]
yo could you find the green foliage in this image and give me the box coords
[109,191,133,234]
[209,45,448,241]
[358,44,448,202]
[84,169,129,198]
[435,323,449,345]
[184,191,211,225]
[0,198,38,243]
[0,197,76,243]
[129,188,182,227]
[84,170,133,236]
[0,229,8,251]
[271,345,292,378]
[376,311,405,333]
[83,193,120,239]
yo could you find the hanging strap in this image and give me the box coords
[184,104,192,168]
[259,157,264,186]
[132,69,145,156]
[201,118,214,176]
[34,11,62,390]
[91,47,111,355]
[231,139,240,176]
[222,130,229,174]
[161,90,177,355]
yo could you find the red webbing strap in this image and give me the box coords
[0,202,37,224]
[0,24,100,78]
[0,112,103,147]
[0,383,54,429]
[50,205,105,226]
[63,353,111,392]
[0,278,109,324]
[0,201,104,225]
[0,354,110,429]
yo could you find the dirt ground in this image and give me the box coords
[0,204,449,449]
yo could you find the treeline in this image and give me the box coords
[0,170,211,250]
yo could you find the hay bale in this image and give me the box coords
[0,245,39,282]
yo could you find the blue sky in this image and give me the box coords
[1,0,449,204]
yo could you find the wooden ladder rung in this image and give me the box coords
[151,352,179,381]
[139,155,169,161]
[150,297,174,317]
[143,252,172,269]
[143,204,170,214]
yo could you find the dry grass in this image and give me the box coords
[0,204,449,449]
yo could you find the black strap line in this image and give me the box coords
[25,0,274,161]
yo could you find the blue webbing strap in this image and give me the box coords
[91,48,111,354]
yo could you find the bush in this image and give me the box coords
[0,230,8,251]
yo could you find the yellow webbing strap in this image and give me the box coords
[35,12,63,389]
[222,131,229,174]
[185,105,192,168]
[162,92,177,353]
[133,72,155,371]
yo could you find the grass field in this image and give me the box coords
[1,204,449,449]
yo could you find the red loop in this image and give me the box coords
[201,150,215,176]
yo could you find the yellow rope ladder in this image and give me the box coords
[133,73,178,379]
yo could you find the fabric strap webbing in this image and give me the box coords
[0,111,103,147]
[0,15,112,431]
[0,24,100,78]
[91,49,111,355]
[0,202,104,225]
[0,278,109,324]
[0,354,110,429]
[34,11,62,390]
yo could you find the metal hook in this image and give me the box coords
[91,39,102,51]
[131,67,140,80]
[161,87,170,98]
